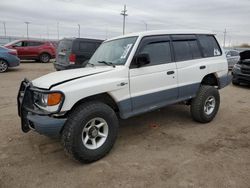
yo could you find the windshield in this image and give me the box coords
[89,36,138,66]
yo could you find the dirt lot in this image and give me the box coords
[0,62,249,188]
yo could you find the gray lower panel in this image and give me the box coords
[118,82,200,119]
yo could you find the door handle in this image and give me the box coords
[200,65,206,69]
[117,82,128,86]
[167,71,175,75]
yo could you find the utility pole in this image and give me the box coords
[78,24,80,38]
[24,22,30,39]
[120,5,128,35]
[3,21,6,37]
[223,28,227,47]
[47,26,49,39]
[142,21,148,31]
[57,22,59,40]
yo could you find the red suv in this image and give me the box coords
[4,40,56,63]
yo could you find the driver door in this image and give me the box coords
[129,35,178,114]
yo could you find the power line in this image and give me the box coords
[120,5,128,35]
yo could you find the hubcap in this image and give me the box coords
[81,117,109,150]
[204,96,216,115]
[41,54,49,62]
[0,60,7,72]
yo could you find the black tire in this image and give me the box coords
[232,79,240,85]
[39,53,50,63]
[0,59,8,73]
[190,86,220,123]
[61,102,119,163]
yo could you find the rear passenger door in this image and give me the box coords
[129,35,178,113]
[171,35,207,99]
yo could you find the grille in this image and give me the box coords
[241,68,250,75]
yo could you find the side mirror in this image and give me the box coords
[226,54,231,57]
[133,53,150,68]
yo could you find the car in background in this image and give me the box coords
[0,46,20,73]
[225,49,240,69]
[4,40,56,63]
[232,50,250,85]
[54,38,103,70]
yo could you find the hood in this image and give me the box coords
[32,66,113,89]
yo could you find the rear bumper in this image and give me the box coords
[7,55,20,67]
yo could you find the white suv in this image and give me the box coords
[18,30,231,163]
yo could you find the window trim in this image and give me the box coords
[130,35,173,69]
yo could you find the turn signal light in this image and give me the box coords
[47,93,62,106]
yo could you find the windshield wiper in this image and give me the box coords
[87,62,95,67]
[98,61,116,68]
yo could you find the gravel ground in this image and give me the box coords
[0,62,249,188]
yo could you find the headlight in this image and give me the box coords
[33,91,64,112]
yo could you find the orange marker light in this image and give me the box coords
[47,93,62,106]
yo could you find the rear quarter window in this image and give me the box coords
[198,35,222,57]
[79,42,96,52]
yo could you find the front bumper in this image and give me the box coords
[17,79,66,136]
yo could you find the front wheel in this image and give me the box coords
[61,102,119,163]
[190,86,220,123]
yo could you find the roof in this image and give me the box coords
[106,29,215,42]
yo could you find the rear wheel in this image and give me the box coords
[39,53,50,63]
[190,86,220,123]
[0,59,8,73]
[61,102,119,163]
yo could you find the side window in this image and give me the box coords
[14,42,22,47]
[198,35,222,57]
[27,42,43,46]
[231,51,239,56]
[79,42,96,52]
[139,41,172,65]
[189,40,202,59]
[173,41,192,61]
[172,40,201,62]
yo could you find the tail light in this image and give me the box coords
[8,50,17,56]
[69,53,76,64]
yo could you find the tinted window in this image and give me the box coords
[198,35,222,57]
[173,41,192,61]
[189,40,202,59]
[172,40,201,61]
[79,42,96,52]
[27,41,43,46]
[140,41,172,65]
